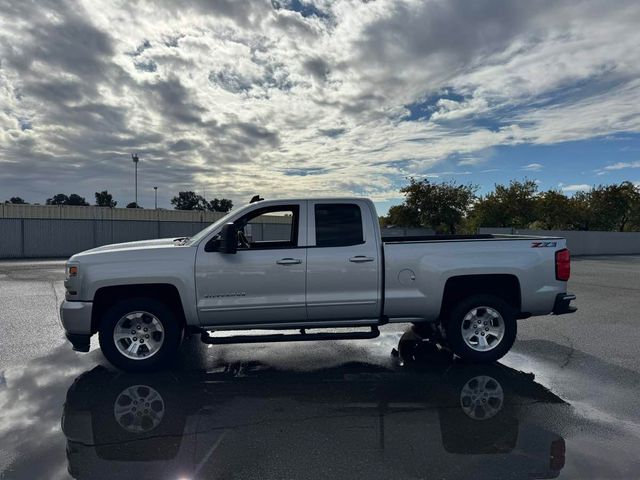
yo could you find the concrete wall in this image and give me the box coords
[479,227,640,256]
[0,205,299,258]
[0,218,201,258]
[0,203,226,222]
[0,218,297,259]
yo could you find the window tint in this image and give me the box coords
[247,211,293,243]
[315,203,363,247]
[236,205,298,249]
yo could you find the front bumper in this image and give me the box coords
[60,300,93,352]
[552,293,577,315]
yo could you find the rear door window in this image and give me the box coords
[314,203,363,247]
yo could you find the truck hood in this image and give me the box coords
[73,238,182,257]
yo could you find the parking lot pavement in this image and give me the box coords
[514,255,640,372]
[1,257,640,479]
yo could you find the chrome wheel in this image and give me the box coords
[114,385,165,433]
[113,311,164,360]
[460,375,504,420]
[460,306,505,352]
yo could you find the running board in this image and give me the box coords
[200,326,380,345]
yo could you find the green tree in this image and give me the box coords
[171,191,233,212]
[471,179,538,229]
[569,190,593,231]
[171,191,207,210]
[534,190,575,230]
[46,193,89,206]
[46,193,69,205]
[588,182,640,232]
[629,185,640,231]
[66,194,90,206]
[95,190,117,207]
[393,178,477,233]
[380,204,421,227]
[206,198,233,212]
[5,197,27,204]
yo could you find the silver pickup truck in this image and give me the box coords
[60,197,576,371]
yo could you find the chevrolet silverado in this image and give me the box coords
[60,198,576,371]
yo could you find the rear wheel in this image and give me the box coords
[444,294,516,363]
[98,297,183,372]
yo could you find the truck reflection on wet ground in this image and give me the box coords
[3,325,640,479]
[61,332,567,480]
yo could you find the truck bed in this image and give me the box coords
[381,233,568,321]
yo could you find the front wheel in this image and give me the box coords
[444,294,516,363]
[98,297,183,372]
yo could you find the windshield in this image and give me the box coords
[185,204,249,246]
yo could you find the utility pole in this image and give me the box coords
[131,153,139,207]
[153,186,158,209]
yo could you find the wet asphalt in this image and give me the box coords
[0,257,639,479]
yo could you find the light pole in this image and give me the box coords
[131,153,139,207]
[153,186,158,209]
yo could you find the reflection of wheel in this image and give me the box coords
[90,375,187,461]
[459,375,504,420]
[439,366,518,454]
[98,297,183,372]
[445,294,516,363]
[114,385,165,433]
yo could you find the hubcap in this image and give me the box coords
[114,385,165,433]
[460,375,504,420]
[113,311,164,360]
[460,306,505,352]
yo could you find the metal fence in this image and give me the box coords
[0,218,209,258]
[0,204,301,258]
[479,227,640,256]
[0,203,226,222]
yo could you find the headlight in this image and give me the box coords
[66,264,79,278]
[65,264,80,297]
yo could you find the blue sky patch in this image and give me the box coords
[404,89,466,122]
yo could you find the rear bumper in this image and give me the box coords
[552,293,577,315]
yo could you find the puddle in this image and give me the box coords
[0,330,638,479]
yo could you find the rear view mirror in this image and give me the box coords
[218,223,238,254]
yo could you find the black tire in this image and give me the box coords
[444,294,516,363]
[98,297,183,372]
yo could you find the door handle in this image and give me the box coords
[349,256,375,263]
[276,258,302,265]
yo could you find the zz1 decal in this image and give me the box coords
[531,241,557,248]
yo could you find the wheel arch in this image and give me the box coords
[91,283,187,334]
[440,274,521,320]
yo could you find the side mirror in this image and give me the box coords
[218,223,238,254]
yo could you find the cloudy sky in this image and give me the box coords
[1,0,639,211]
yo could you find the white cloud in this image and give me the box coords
[604,161,640,170]
[522,163,543,171]
[421,171,472,178]
[562,183,592,192]
[0,0,639,207]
